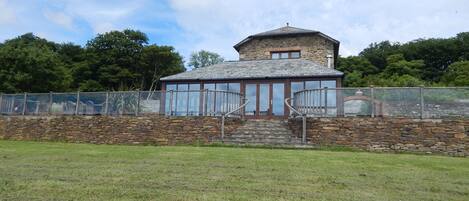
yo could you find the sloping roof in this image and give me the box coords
[233,26,339,51]
[161,59,343,81]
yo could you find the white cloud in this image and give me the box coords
[0,0,16,24]
[43,10,74,30]
[169,0,469,59]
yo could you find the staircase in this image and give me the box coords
[223,119,302,145]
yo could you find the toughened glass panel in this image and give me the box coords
[259,84,270,115]
[176,84,188,116]
[25,93,51,115]
[51,93,77,115]
[140,91,161,114]
[188,84,200,116]
[204,84,215,115]
[272,83,284,116]
[78,92,106,115]
[245,84,256,115]
[165,84,177,115]
[321,80,337,107]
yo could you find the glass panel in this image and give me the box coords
[215,83,228,114]
[280,52,289,59]
[321,80,337,108]
[245,84,256,115]
[272,83,284,116]
[188,84,200,116]
[271,53,280,59]
[25,93,51,115]
[165,84,177,115]
[51,93,77,115]
[204,84,215,115]
[291,51,300,58]
[140,91,162,114]
[176,84,188,116]
[228,83,240,92]
[78,92,106,115]
[259,84,270,115]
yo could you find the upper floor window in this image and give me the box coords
[271,51,301,59]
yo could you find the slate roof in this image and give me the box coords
[234,26,339,51]
[161,59,343,81]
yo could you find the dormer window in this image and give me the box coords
[271,51,301,59]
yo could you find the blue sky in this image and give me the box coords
[1,0,469,65]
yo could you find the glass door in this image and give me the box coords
[244,82,285,118]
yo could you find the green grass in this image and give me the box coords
[0,141,468,201]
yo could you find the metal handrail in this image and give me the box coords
[285,97,307,144]
[221,98,249,142]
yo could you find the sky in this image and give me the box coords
[1,0,469,64]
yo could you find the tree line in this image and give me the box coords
[1,30,468,93]
[337,32,469,87]
[0,30,186,93]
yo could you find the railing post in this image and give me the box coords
[136,90,140,116]
[420,86,425,119]
[22,92,27,115]
[370,86,375,118]
[104,91,109,115]
[324,87,328,117]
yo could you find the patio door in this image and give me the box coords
[245,82,285,118]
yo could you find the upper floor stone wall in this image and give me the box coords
[237,35,335,67]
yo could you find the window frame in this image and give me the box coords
[270,51,301,60]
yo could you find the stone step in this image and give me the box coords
[223,138,302,144]
[231,131,292,135]
[227,134,292,139]
[224,119,299,145]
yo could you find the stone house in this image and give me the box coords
[161,25,344,118]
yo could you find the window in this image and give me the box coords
[271,51,301,59]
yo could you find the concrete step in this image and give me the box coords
[224,119,299,145]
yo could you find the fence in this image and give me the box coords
[292,87,469,118]
[0,90,245,117]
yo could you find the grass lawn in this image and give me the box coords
[0,141,468,201]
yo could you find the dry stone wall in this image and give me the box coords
[289,117,469,156]
[0,116,242,145]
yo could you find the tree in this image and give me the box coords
[382,54,423,78]
[0,33,70,93]
[188,50,224,68]
[140,45,185,91]
[337,56,378,87]
[359,41,401,71]
[78,29,149,91]
[441,61,469,86]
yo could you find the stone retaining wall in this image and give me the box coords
[289,117,469,156]
[0,116,242,145]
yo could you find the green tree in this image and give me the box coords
[0,33,70,93]
[337,56,378,87]
[82,29,149,91]
[382,54,423,77]
[140,45,185,90]
[359,41,401,71]
[441,61,469,86]
[188,50,224,68]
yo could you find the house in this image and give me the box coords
[161,25,344,118]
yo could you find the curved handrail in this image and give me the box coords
[285,97,302,117]
[221,98,249,141]
[285,97,307,144]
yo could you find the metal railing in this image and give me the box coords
[292,87,469,118]
[221,98,249,141]
[0,90,245,117]
[285,97,306,143]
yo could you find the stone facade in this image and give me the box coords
[289,117,469,156]
[0,116,242,145]
[238,35,335,67]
